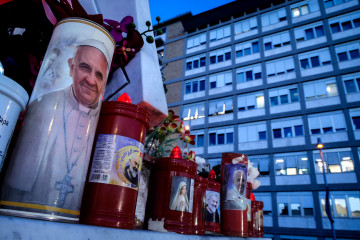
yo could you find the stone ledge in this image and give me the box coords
[0,214,270,240]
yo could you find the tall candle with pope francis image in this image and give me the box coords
[0,18,115,222]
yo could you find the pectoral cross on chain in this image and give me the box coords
[54,174,74,208]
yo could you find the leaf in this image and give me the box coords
[41,0,57,25]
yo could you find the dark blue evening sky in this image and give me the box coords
[149,0,236,25]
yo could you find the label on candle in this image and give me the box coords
[221,163,248,210]
[169,176,194,213]
[205,190,221,223]
[89,134,144,190]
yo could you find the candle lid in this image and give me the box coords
[0,74,29,111]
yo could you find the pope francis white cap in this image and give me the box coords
[77,39,113,69]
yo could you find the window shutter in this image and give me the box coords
[216,101,225,113]
[209,102,216,115]
[320,49,331,63]
[190,106,198,117]
[224,26,231,37]
[304,83,315,98]
[225,99,233,111]
[217,74,225,87]
[269,12,278,24]
[275,60,285,73]
[285,57,295,70]
[308,116,320,130]
[187,39,194,48]
[267,62,276,75]
[314,82,327,96]
[248,125,258,141]
[272,35,281,46]
[200,34,206,44]
[333,113,346,130]
[225,73,233,84]
[320,115,332,128]
[295,28,305,41]
[198,105,205,116]
[210,30,216,41]
[217,28,223,39]
[261,15,270,27]
[238,96,246,108]
[238,126,248,142]
[234,22,242,34]
[281,32,290,43]
[247,95,256,107]
[193,37,200,46]
[182,107,190,119]
[242,21,250,32]
[278,8,286,19]
[250,17,257,29]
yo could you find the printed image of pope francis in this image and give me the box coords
[0,39,112,219]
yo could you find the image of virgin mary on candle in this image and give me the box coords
[169,176,192,212]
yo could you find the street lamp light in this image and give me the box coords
[317,137,336,240]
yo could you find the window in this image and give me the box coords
[336,41,360,64]
[237,64,262,83]
[238,121,267,142]
[350,108,360,130]
[328,11,360,34]
[266,57,295,78]
[263,31,291,51]
[184,79,206,95]
[182,103,205,121]
[269,86,299,106]
[210,25,231,42]
[304,78,339,100]
[209,47,232,64]
[324,0,357,8]
[273,129,282,138]
[320,191,360,219]
[186,54,206,71]
[295,125,304,136]
[261,8,287,28]
[208,127,234,146]
[209,98,233,116]
[187,33,206,49]
[209,133,216,146]
[259,131,267,140]
[275,152,309,175]
[308,111,347,135]
[196,134,204,147]
[291,4,309,18]
[342,72,360,94]
[209,71,232,90]
[235,17,257,35]
[314,148,354,174]
[299,48,332,69]
[278,192,314,217]
[236,40,260,58]
[237,91,265,111]
[249,156,270,176]
[271,117,304,141]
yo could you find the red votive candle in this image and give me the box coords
[246,182,253,237]
[192,175,208,235]
[221,153,249,237]
[147,153,197,234]
[251,200,264,237]
[80,100,150,229]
